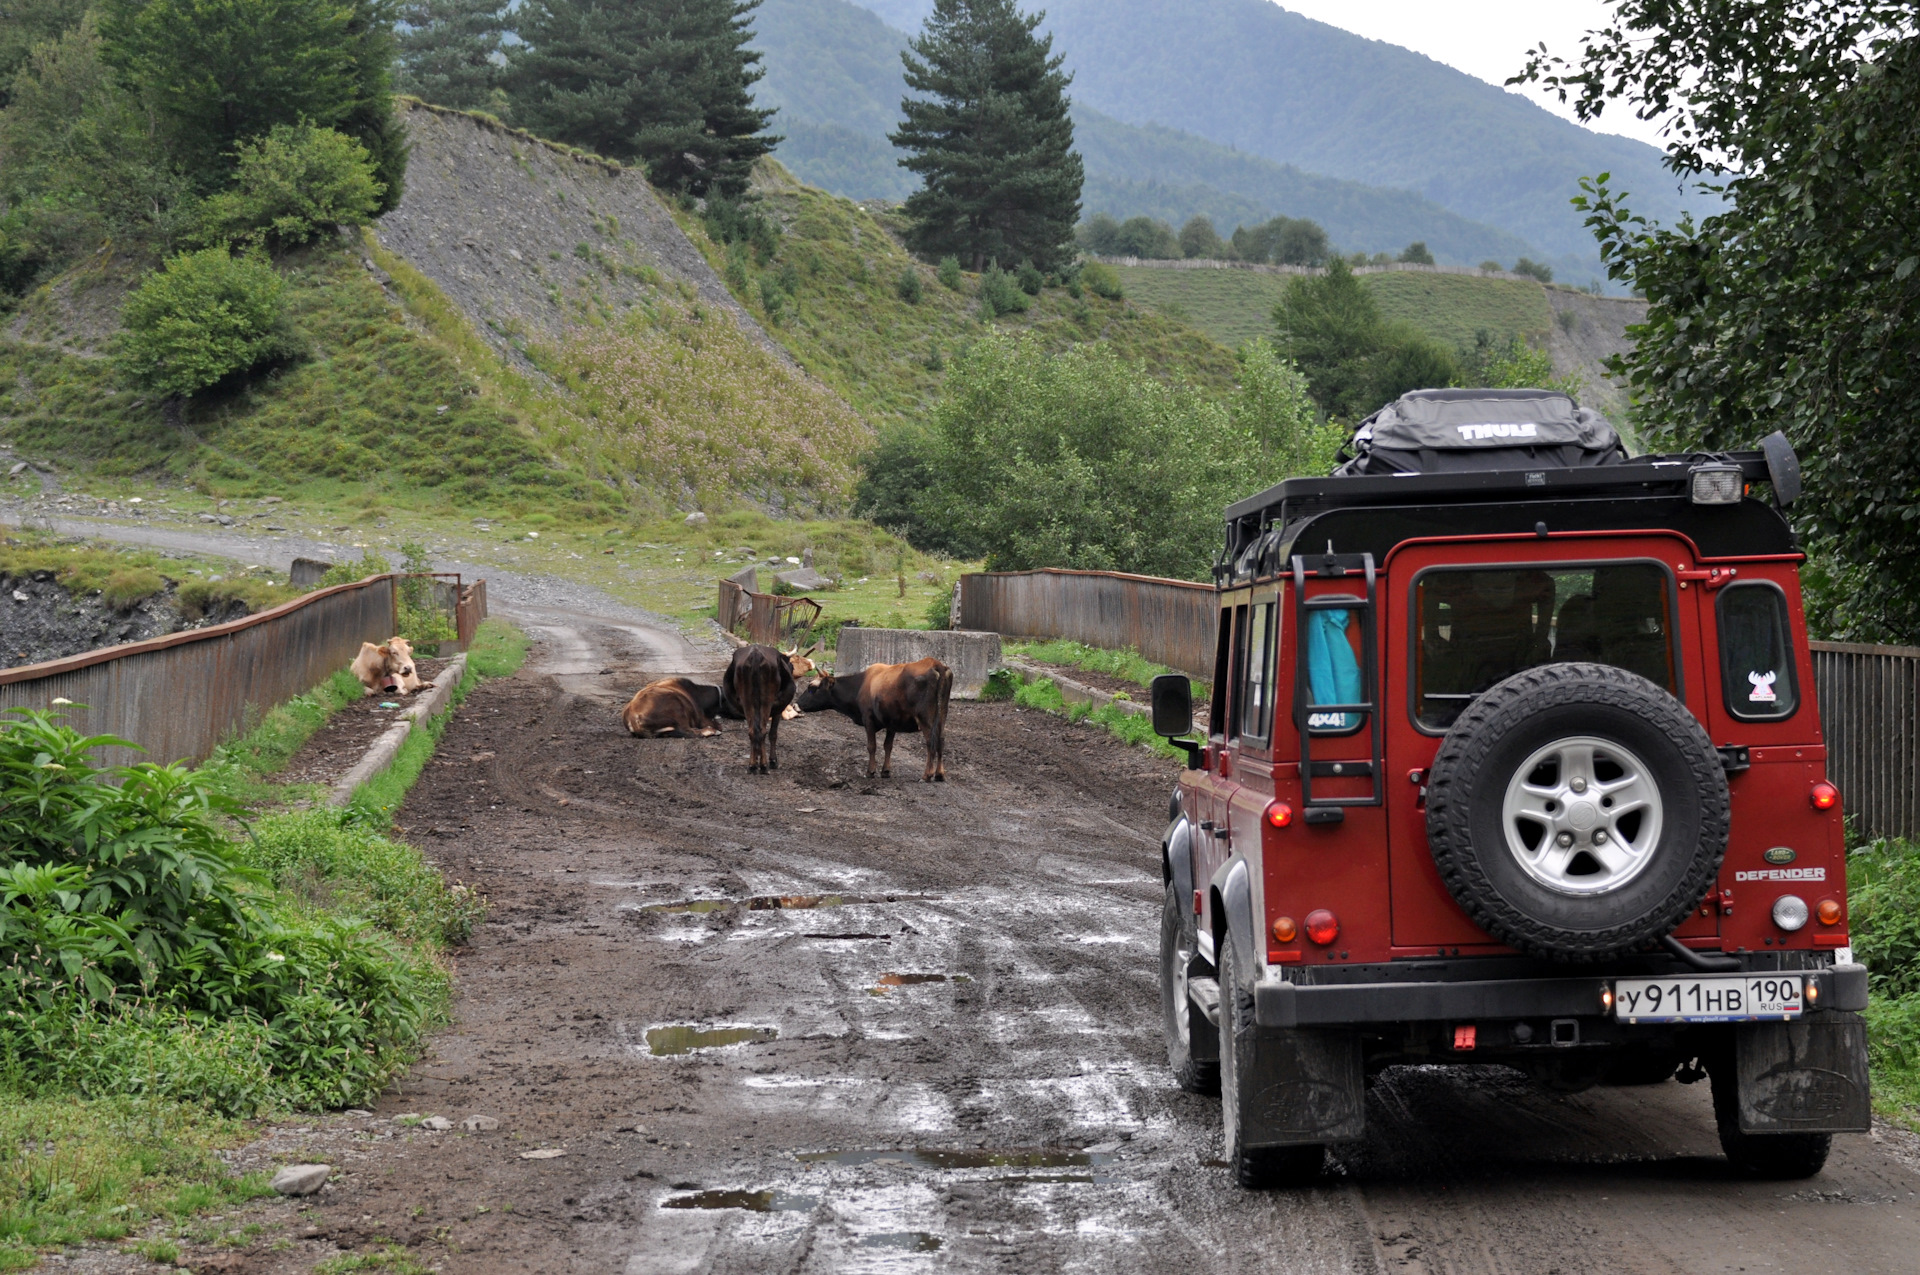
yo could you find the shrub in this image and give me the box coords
[758,274,786,322]
[896,267,924,304]
[0,712,440,1111]
[977,265,1029,317]
[936,256,962,290]
[396,542,454,645]
[703,195,779,265]
[1851,838,1920,998]
[1079,261,1122,300]
[197,124,384,250]
[1397,241,1435,265]
[117,248,291,398]
[1512,256,1554,283]
[1015,261,1044,295]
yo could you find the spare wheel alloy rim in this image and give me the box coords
[1500,735,1665,896]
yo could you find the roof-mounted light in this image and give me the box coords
[1689,463,1744,505]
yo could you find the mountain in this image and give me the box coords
[751,0,1545,264]
[847,0,1704,282]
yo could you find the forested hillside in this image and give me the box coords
[752,0,1542,264]
[851,0,1706,282]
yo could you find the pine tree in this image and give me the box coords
[395,0,507,112]
[889,0,1082,273]
[507,0,778,197]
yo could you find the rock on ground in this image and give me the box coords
[269,1164,331,1197]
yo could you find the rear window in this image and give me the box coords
[1717,583,1798,720]
[1412,563,1677,730]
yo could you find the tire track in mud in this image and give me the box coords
[284,615,1920,1275]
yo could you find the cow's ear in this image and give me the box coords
[377,645,390,655]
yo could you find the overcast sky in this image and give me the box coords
[1275,0,1673,151]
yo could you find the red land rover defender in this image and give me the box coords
[1150,389,1869,1188]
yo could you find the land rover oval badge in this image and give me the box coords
[1764,846,1797,865]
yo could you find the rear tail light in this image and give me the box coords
[1772,895,1809,931]
[1264,800,1294,829]
[1811,781,1839,811]
[1816,898,1843,926]
[1271,915,1296,943]
[1304,909,1339,946]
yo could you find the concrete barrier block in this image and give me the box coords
[834,628,1003,699]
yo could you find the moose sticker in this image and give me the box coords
[1749,670,1778,703]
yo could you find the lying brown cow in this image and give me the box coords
[723,644,796,773]
[795,657,953,781]
[385,636,434,693]
[622,677,723,737]
[350,642,408,696]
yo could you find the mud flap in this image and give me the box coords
[1733,1012,1871,1134]
[1235,1025,1366,1147]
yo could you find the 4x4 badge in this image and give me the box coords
[1764,847,1797,865]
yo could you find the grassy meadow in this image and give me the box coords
[1112,263,1556,354]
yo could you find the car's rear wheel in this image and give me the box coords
[1218,938,1324,1188]
[1160,884,1218,1095]
[1425,662,1729,961]
[1711,1064,1831,1179]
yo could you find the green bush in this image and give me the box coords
[1850,838,1920,997]
[907,335,1304,578]
[936,255,962,290]
[978,265,1029,317]
[0,711,438,1111]
[1016,261,1044,295]
[1079,261,1123,300]
[896,267,924,304]
[197,124,384,250]
[703,195,779,265]
[116,248,292,398]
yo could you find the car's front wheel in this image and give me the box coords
[1159,884,1218,1095]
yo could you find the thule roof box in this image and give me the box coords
[1333,388,1626,477]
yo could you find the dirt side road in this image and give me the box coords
[216,614,1915,1275]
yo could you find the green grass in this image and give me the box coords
[1005,638,1186,691]
[672,166,1243,420]
[983,667,1184,760]
[1112,264,1555,355]
[316,1243,436,1273]
[0,1095,275,1268]
[215,668,366,785]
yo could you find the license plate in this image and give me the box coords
[1612,974,1803,1023]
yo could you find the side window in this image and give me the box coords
[1238,602,1276,741]
[1209,604,1243,738]
[1304,602,1367,734]
[1718,583,1798,720]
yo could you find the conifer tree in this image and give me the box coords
[507,0,778,197]
[395,0,507,112]
[890,0,1082,273]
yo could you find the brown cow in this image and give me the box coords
[385,636,434,693]
[349,641,406,696]
[622,677,723,737]
[723,645,796,774]
[795,657,953,781]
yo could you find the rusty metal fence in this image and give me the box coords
[1810,640,1920,841]
[957,568,1219,679]
[456,579,488,648]
[717,579,822,647]
[0,575,401,768]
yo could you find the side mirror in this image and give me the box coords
[1761,431,1801,507]
[1150,674,1193,737]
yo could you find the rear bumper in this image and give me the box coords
[1255,962,1869,1029]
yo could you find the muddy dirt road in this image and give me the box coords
[249,611,1920,1275]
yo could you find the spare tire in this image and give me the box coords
[1425,662,1729,961]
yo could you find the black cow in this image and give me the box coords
[722,644,796,773]
[795,657,952,781]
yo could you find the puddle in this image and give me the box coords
[639,893,936,914]
[645,1025,779,1056]
[861,1232,943,1251]
[797,1147,1098,1171]
[869,972,971,995]
[661,1189,816,1212]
